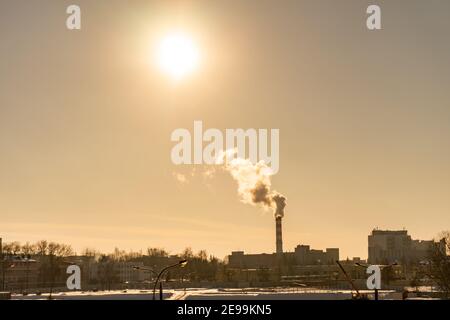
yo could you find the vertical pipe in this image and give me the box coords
[276,217,283,254]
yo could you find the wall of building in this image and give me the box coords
[228,245,340,269]
[2,257,39,291]
[368,229,436,264]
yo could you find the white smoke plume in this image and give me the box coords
[218,150,287,218]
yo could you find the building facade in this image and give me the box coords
[228,244,339,269]
[368,229,437,264]
[1,256,39,292]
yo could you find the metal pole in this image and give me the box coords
[336,260,360,298]
[0,238,4,291]
[152,264,175,300]
[25,261,29,294]
[1,261,4,291]
[152,261,187,300]
[152,268,166,300]
[159,282,163,300]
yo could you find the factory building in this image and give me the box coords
[368,229,443,264]
[228,245,339,269]
[228,210,339,269]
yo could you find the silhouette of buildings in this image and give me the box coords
[368,229,440,265]
[228,244,339,269]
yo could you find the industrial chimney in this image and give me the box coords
[275,216,283,254]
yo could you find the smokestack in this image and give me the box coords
[219,152,287,255]
[275,216,283,254]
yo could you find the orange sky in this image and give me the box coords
[1,0,450,259]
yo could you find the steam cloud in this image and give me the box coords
[219,150,287,218]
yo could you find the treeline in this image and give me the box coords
[1,240,74,257]
[1,240,226,289]
[1,240,75,292]
[1,240,222,266]
[81,246,224,284]
[429,232,450,297]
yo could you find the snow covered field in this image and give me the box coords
[12,290,171,300]
[11,288,407,300]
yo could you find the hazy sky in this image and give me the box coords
[1,0,450,259]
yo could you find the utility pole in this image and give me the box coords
[25,257,30,294]
[1,237,4,291]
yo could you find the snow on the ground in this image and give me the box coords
[12,287,437,300]
[12,289,172,300]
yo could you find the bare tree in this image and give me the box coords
[111,247,126,262]
[2,241,21,255]
[82,248,100,259]
[98,255,118,291]
[147,248,169,258]
[34,241,74,296]
[35,240,48,256]
[197,250,208,261]
[181,247,194,259]
[21,242,36,256]
[429,231,450,298]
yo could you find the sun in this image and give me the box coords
[157,33,200,80]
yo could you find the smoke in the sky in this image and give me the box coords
[172,150,287,217]
[218,150,287,218]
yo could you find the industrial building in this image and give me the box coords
[228,213,339,269]
[1,256,39,292]
[368,229,443,265]
[228,245,339,269]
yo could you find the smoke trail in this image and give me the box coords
[219,150,287,217]
[272,192,286,218]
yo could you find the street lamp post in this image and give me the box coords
[152,260,188,300]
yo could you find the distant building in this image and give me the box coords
[115,261,147,283]
[66,255,100,285]
[228,251,275,269]
[228,244,339,269]
[368,229,439,264]
[294,245,339,265]
[2,256,39,291]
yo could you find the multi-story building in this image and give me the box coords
[228,244,339,269]
[115,261,147,283]
[294,245,339,265]
[368,229,439,265]
[1,256,39,291]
